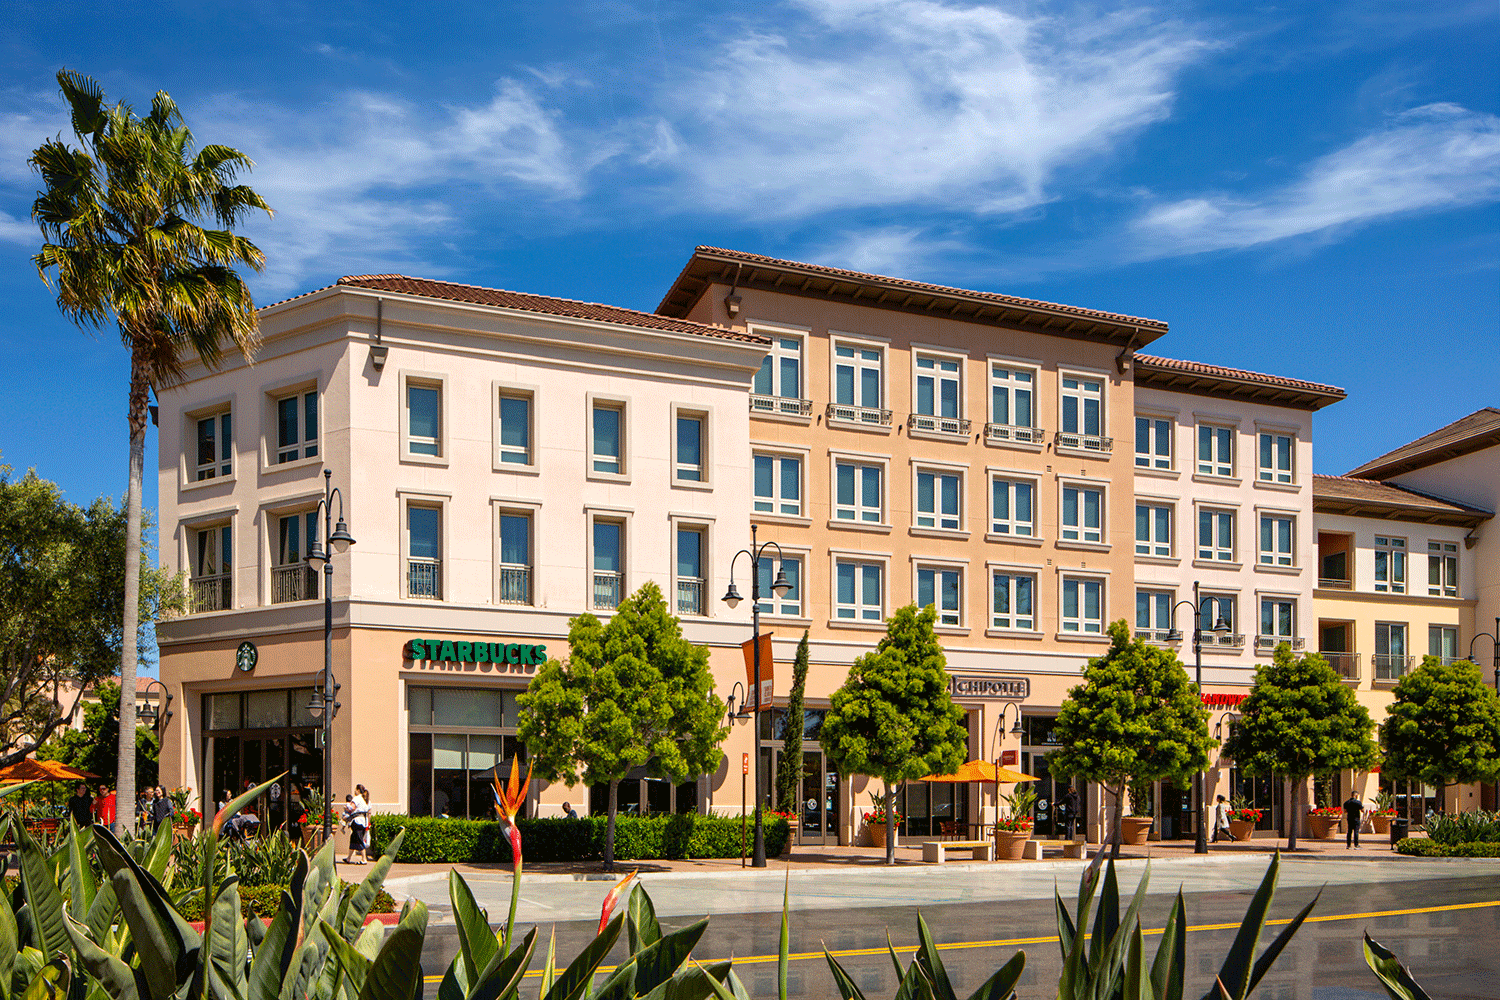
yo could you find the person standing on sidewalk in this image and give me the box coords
[1344,793,1364,848]
[1059,785,1081,840]
[345,784,371,864]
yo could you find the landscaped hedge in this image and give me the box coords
[175,882,396,921]
[1395,838,1500,858]
[369,812,790,864]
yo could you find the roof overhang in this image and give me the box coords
[1313,489,1491,528]
[1135,357,1345,411]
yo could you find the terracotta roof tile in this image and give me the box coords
[1312,474,1492,520]
[1347,408,1500,479]
[1135,355,1345,397]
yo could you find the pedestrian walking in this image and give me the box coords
[287,784,305,846]
[1212,795,1236,842]
[1059,785,1081,840]
[150,785,173,832]
[66,782,94,829]
[1344,793,1364,848]
[94,783,116,827]
[561,801,579,820]
[345,784,371,864]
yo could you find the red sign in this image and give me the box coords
[1201,692,1248,708]
[741,633,774,709]
[1001,750,1018,767]
[742,753,750,775]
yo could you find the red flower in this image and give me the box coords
[598,870,638,935]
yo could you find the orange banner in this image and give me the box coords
[740,633,774,710]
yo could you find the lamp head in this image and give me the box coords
[770,568,792,598]
[721,581,742,609]
[306,542,328,570]
[306,688,327,720]
[330,518,355,553]
[1213,616,1231,636]
[1010,714,1023,735]
[1166,628,1184,642]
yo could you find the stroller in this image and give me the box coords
[221,813,260,841]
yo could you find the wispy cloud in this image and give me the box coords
[1130,103,1500,257]
[807,224,970,278]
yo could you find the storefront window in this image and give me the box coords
[203,689,323,833]
[587,774,700,815]
[246,689,290,729]
[210,693,241,730]
[407,685,527,819]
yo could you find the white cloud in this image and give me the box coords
[808,224,968,278]
[0,208,34,244]
[1131,103,1500,256]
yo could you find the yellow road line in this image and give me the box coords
[421,898,1499,983]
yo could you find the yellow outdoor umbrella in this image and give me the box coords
[0,758,99,782]
[920,759,1037,783]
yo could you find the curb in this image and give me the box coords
[188,911,400,933]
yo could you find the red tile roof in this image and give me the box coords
[1313,474,1491,525]
[1134,354,1345,410]
[1347,408,1500,479]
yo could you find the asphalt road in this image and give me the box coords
[408,858,1500,998]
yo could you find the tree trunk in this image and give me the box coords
[885,781,896,866]
[604,779,618,872]
[1287,779,1300,850]
[1108,782,1125,860]
[117,354,147,835]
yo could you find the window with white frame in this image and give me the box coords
[1061,576,1104,634]
[756,554,802,617]
[1198,508,1235,562]
[675,527,706,616]
[1374,536,1406,593]
[406,382,442,458]
[1258,514,1294,567]
[1259,597,1296,645]
[1135,503,1172,557]
[194,410,233,480]
[835,560,883,621]
[990,478,1035,537]
[753,453,802,517]
[1257,432,1293,484]
[991,572,1035,631]
[834,461,883,523]
[496,391,532,466]
[988,365,1037,441]
[754,337,803,400]
[406,504,442,599]
[1428,541,1457,597]
[1429,625,1458,663]
[1059,376,1104,446]
[1062,485,1103,543]
[592,402,624,474]
[832,344,884,421]
[497,512,531,605]
[275,390,318,464]
[271,511,318,604]
[916,469,961,530]
[1375,622,1409,679]
[1197,424,1234,477]
[675,413,705,482]
[189,523,232,612]
[917,566,962,626]
[913,354,963,432]
[1199,593,1237,641]
[592,520,625,610]
[1135,416,1171,469]
[1135,589,1172,641]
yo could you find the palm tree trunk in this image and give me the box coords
[1287,779,1300,851]
[605,778,618,872]
[117,352,147,834]
[885,781,896,866]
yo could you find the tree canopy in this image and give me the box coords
[1380,656,1500,795]
[517,581,727,868]
[819,604,968,863]
[39,680,159,789]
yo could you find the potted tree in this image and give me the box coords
[863,792,903,849]
[1228,797,1260,841]
[1370,791,1398,835]
[994,786,1036,860]
[1121,780,1155,845]
[1308,805,1344,840]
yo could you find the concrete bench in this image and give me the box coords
[922,839,994,863]
[1024,836,1088,860]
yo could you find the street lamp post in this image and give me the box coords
[1469,618,1500,810]
[990,702,1024,839]
[1166,582,1230,855]
[722,524,792,868]
[136,678,174,737]
[305,469,356,858]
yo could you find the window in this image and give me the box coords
[1428,541,1457,597]
[1198,509,1235,562]
[990,478,1035,537]
[190,524,232,612]
[592,520,623,610]
[271,512,318,603]
[1135,416,1172,469]
[992,572,1035,631]
[1135,503,1171,557]
[916,470,961,530]
[912,354,966,433]
[497,391,532,466]
[1135,590,1172,641]
[407,686,527,820]
[832,345,885,422]
[1199,594,1237,642]
[675,528,705,616]
[988,365,1037,441]
[195,410,233,480]
[406,505,442,599]
[1061,577,1103,634]
[1374,536,1406,593]
[1258,514,1294,567]
[406,383,441,457]
[756,555,802,617]
[1197,425,1234,477]
[591,403,624,474]
[1429,625,1458,664]
[834,461,883,523]
[1062,485,1102,543]
[917,566,962,626]
[753,336,805,411]
[498,513,531,605]
[1257,432,1293,484]
[753,454,802,517]
[675,414,704,482]
[1059,376,1105,448]
[835,560,882,621]
[1259,598,1295,644]
[275,390,318,464]
[1375,622,1409,680]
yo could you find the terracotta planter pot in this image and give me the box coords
[1308,815,1342,840]
[1121,816,1155,845]
[1371,815,1393,835]
[1228,820,1256,841]
[994,829,1031,860]
[869,824,897,849]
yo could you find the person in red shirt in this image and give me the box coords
[93,783,117,827]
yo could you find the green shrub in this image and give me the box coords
[1421,809,1500,845]
[175,881,396,921]
[368,811,789,863]
[1395,837,1500,857]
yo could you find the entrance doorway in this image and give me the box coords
[1020,750,1088,839]
[203,688,322,834]
[1159,779,1195,840]
[799,750,840,845]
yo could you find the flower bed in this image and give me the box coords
[1395,838,1500,858]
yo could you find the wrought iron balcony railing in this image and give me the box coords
[271,565,318,604]
[406,557,442,600]
[189,574,231,613]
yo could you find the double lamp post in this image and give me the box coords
[305,469,356,852]
[1166,583,1230,855]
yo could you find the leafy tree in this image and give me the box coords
[774,630,811,811]
[1,467,181,768]
[819,605,968,864]
[1050,621,1214,856]
[30,70,271,824]
[37,680,159,789]
[1380,656,1500,810]
[517,582,727,869]
[1225,646,1379,848]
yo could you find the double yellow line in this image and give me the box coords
[423,898,1499,983]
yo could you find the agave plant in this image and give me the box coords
[1362,933,1433,1000]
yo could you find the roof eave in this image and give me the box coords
[1346,428,1500,480]
[1135,365,1345,412]
[1312,496,1490,528]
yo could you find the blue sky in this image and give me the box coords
[2,0,1497,514]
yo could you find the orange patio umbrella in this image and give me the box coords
[0,758,100,783]
[920,759,1037,783]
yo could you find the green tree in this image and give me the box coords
[30,70,271,825]
[1225,646,1379,848]
[37,680,160,789]
[1380,656,1500,811]
[819,605,968,864]
[1,467,181,768]
[774,630,811,811]
[517,582,727,869]
[1050,621,1215,856]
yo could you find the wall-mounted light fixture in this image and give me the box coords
[371,297,388,370]
[724,294,742,318]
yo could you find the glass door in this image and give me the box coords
[798,750,841,845]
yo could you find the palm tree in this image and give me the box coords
[31,70,271,830]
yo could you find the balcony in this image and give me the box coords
[1055,431,1113,453]
[498,564,530,605]
[1254,636,1307,652]
[750,395,812,418]
[1321,651,1361,682]
[1317,577,1352,590]
[270,565,318,604]
[1373,653,1414,682]
[1209,633,1247,648]
[1135,628,1178,644]
[189,574,231,614]
[593,571,623,610]
[406,557,442,600]
[676,577,705,617]
[907,413,972,436]
[825,402,892,427]
[985,423,1045,445]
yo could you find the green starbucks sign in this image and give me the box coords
[406,637,548,665]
